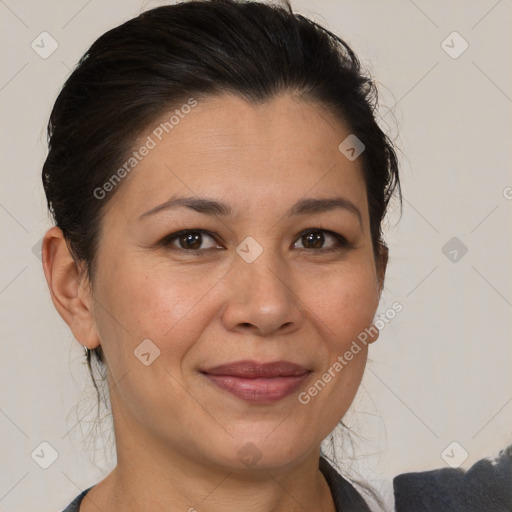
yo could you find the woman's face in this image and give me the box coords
[80,93,385,470]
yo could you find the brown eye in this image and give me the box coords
[301,230,325,249]
[293,229,350,252]
[161,230,220,252]
[178,232,202,250]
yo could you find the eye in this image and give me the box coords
[158,228,351,255]
[160,229,222,252]
[293,229,350,252]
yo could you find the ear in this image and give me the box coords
[367,243,389,344]
[41,226,100,350]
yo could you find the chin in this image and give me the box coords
[204,427,320,473]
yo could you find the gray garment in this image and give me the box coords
[394,445,512,512]
[61,486,91,512]
[60,456,372,511]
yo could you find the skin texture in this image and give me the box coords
[43,93,387,511]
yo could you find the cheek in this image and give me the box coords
[297,265,375,432]
[94,257,223,359]
[314,264,377,413]
[303,261,379,348]
[91,259,221,422]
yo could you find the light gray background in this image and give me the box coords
[1,1,511,511]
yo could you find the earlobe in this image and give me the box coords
[41,226,100,349]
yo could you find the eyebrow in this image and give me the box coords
[138,195,362,226]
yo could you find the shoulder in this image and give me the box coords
[60,486,93,512]
[393,445,512,512]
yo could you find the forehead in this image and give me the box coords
[103,93,368,222]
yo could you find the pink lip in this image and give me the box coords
[201,360,311,403]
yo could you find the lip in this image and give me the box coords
[201,360,312,403]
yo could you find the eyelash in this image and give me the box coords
[158,228,352,255]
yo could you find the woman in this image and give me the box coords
[41,1,401,510]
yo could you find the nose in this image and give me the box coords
[220,249,304,337]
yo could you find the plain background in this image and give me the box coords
[1,0,511,511]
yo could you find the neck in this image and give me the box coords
[91,409,335,512]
